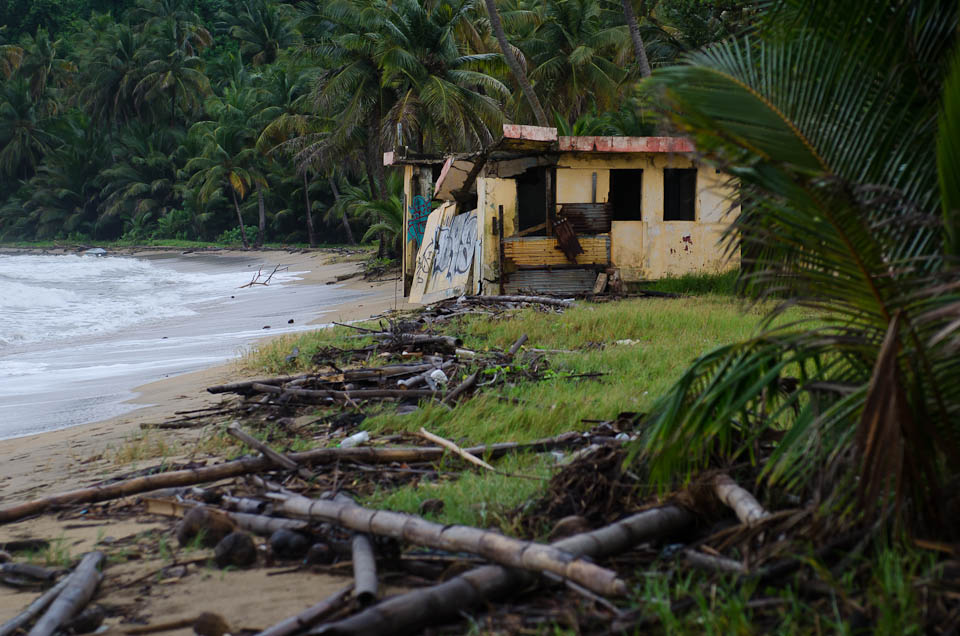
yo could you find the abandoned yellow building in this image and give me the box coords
[385,125,739,303]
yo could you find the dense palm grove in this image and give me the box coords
[0,0,745,247]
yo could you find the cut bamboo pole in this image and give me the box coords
[418,428,494,472]
[274,494,626,597]
[351,534,378,606]
[311,506,694,635]
[0,576,70,636]
[712,474,769,526]
[254,585,353,636]
[227,423,313,480]
[28,552,104,636]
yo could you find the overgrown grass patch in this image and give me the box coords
[634,270,739,296]
[361,454,554,533]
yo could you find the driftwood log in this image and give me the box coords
[255,585,353,636]
[0,434,583,524]
[0,576,70,636]
[312,506,694,635]
[28,552,104,636]
[274,494,626,597]
[713,474,769,525]
[249,384,439,403]
[227,423,313,480]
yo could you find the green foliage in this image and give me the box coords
[638,0,960,532]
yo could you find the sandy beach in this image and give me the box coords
[0,247,411,627]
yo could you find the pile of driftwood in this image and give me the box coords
[0,417,800,636]
[2,296,951,634]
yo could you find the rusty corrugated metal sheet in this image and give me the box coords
[559,203,613,234]
[503,269,599,295]
[504,236,610,266]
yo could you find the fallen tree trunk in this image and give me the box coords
[254,585,353,636]
[28,552,104,636]
[312,506,694,635]
[0,576,70,636]
[713,474,769,526]
[274,494,626,597]
[467,295,573,308]
[0,434,584,524]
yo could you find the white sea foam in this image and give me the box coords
[0,254,300,349]
[0,252,364,440]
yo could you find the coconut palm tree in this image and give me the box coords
[0,77,57,179]
[525,0,633,121]
[481,0,548,126]
[134,20,212,126]
[377,0,509,152]
[185,89,265,248]
[0,26,23,79]
[217,0,300,66]
[639,0,960,533]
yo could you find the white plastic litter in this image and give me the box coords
[429,369,449,384]
[339,431,370,448]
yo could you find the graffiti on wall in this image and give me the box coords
[432,212,478,282]
[408,204,480,304]
[407,195,431,247]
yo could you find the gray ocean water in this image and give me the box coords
[0,253,366,440]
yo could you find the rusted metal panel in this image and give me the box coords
[503,268,599,295]
[503,236,609,266]
[552,217,584,262]
[559,203,613,234]
[558,136,695,153]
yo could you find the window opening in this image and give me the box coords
[609,169,643,221]
[663,168,697,221]
[516,166,548,236]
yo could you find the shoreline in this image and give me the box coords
[0,247,410,506]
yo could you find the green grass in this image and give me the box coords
[361,454,555,532]
[249,295,783,445]
[635,270,739,296]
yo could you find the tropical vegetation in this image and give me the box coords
[0,0,747,247]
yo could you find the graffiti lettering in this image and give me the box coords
[407,195,431,247]
[432,212,478,282]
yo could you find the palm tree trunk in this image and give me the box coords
[327,175,355,245]
[231,188,249,248]
[303,172,318,248]
[483,0,549,127]
[256,182,266,248]
[622,0,652,78]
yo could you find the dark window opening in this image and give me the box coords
[516,166,548,236]
[609,169,643,221]
[664,168,697,221]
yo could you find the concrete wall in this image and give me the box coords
[475,176,517,294]
[556,154,739,280]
